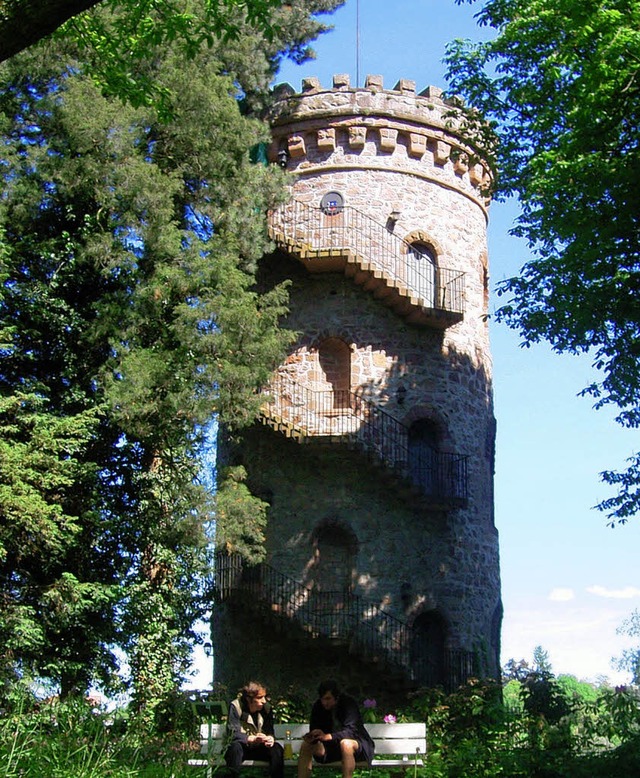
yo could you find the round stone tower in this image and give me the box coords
[214,74,501,702]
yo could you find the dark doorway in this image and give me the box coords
[411,610,447,687]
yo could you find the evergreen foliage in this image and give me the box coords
[0,0,343,715]
[445,0,640,523]
[215,466,269,563]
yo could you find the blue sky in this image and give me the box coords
[190,0,640,687]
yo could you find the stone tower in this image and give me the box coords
[214,74,501,701]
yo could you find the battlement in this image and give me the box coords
[270,73,461,130]
[269,74,493,208]
[299,73,448,101]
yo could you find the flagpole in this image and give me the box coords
[356,0,360,87]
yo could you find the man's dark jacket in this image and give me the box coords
[309,693,375,764]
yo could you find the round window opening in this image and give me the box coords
[320,191,345,216]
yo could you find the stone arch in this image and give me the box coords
[308,518,358,593]
[317,336,351,409]
[402,230,444,258]
[311,328,355,349]
[410,608,448,688]
[402,230,441,308]
[402,405,453,448]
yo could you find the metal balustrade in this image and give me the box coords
[215,553,411,671]
[215,553,476,690]
[261,374,468,504]
[268,200,465,317]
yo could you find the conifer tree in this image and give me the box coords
[0,0,342,714]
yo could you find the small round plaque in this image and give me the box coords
[320,191,344,215]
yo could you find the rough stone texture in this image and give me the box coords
[216,77,501,697]
[268,74,493,206]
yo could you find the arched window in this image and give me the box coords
[411,610,447,688]
[318,337,351,409]
[408,419,439,497]
[407,241,437,308]
[309,522,357,594]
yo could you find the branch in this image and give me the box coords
[0,0,102,62]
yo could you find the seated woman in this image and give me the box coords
[225,681,284,778]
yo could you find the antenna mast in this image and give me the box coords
[356,0,360,87]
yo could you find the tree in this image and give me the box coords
[0,0,335,113]
[533,645,553,675]
[503,657,532,683]
[445,1,640,523]
[556,675,599,704]
[0,0,280,65]
[521,671,572,726]
[0,0,342,712]
[215,466,270,563]
[0,392,112,692]
[613,610,640,684]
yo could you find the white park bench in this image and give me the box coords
[188,721,427,777]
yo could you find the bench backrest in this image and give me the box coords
[198,722,427,758]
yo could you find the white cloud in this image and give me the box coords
[587,585,640,599]
[501,603,632,683]
[548,588,575,602]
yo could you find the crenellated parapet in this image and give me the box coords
[268,73,493,211]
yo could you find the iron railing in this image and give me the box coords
[411,646,477,691]
[215,553,411,670]
[215,553,476,690]
[261,373,468,503]
[268,200,465,315]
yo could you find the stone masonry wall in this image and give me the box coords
[216,74,502,689]
[254,264,500,645]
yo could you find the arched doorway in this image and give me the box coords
[309,521,357,593]
[407,241,437,308]
[408,419,439,497]
[318,337,351,409]
[411,610,447,687]
[307,521,358,639]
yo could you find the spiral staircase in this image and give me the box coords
[215,552,475,690]
[268,200,465,328]
[235,202,475,689]
[259,373,468,509]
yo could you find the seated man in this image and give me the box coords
[225,681,284,778]
[297,678,375,778]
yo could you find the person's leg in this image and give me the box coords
[297,740,316,778]
[268,743,284,778]
[339,739,359,778]
[298,739,332,778]
[224,741,245,777]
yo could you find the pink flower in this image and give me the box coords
[383,714,397,724]
[363,698,377,709]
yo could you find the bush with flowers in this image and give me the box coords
[2,673,640,777]
[362,698,378,723]
[361,698,401,726]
